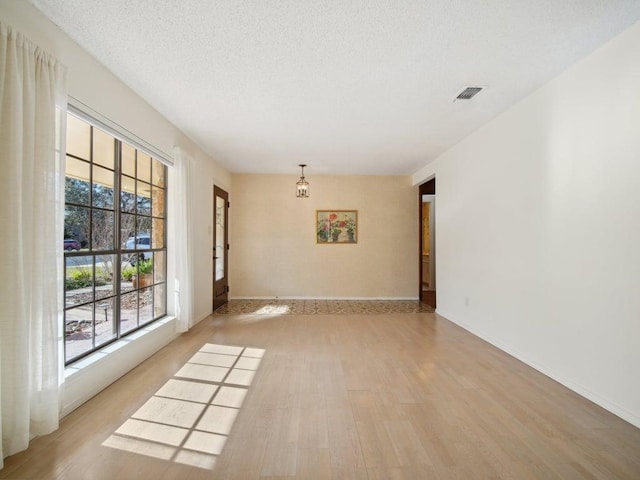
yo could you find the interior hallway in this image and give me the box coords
[2,308,639,479]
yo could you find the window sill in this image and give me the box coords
[62,316,178,417]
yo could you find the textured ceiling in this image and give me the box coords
[31,1,640,175]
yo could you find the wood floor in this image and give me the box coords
[2,311,639,479]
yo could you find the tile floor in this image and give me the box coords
[214,299,435,315]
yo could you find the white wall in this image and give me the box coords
[230,174,419,299]
[414,21,640,427]
[0,1,230,412]
[191,160,231,323]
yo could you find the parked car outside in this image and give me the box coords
[124,233,152,264]
[64,239,81,251]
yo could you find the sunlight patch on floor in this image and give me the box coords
[255,304,291,314]
[102,343,264,469]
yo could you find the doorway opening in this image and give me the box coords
[419,179,436,308]
[213,185,229,311]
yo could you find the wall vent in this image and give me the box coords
[456,87,483,100]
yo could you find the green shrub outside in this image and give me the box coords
[65,267,110,290]
[121,265,136,281]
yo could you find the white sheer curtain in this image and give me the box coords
[171,146,194,332]
[0,23,67,467]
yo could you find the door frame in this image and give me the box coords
[213,185,229,311]
[419,178,436,306]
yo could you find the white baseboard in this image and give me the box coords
[436,309,640,429]
[229,296,420,300]
[190,310,213,328]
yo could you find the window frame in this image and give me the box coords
[63,108,169,365]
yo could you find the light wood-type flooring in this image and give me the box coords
[2,311,639,479]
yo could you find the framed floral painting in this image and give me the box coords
[316,210,358,244]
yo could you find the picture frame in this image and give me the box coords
[316,210,358,244]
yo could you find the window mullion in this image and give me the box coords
[114,138,122,340]
[89,127,96,351]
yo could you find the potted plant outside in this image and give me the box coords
[132,258,153,288]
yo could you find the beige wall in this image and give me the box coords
[230,174,419,298]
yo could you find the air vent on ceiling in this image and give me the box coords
[456,87,483,100]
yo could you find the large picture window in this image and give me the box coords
[64,112,167,364]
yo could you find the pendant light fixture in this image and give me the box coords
[296,164,309,198]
